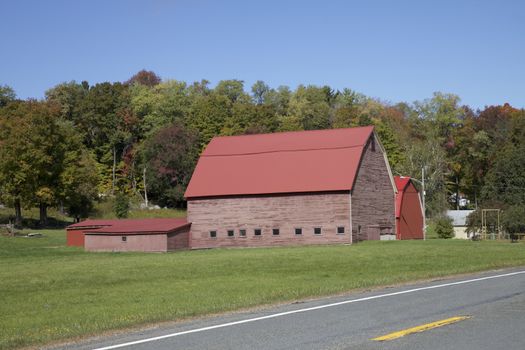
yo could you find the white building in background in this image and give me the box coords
[447,210,475,239]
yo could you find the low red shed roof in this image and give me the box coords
[68,218,190,235]
[185,126,375,198]
[67,219,117,229]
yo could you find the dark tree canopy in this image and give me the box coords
[143,123,199,207]
[126,70,162,87]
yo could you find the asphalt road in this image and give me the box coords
[52,268,525,350]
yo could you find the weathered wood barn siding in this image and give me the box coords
[188,192,350,249]
[167,225,191,250]
[85,233,168,252]
[351,136,396,241]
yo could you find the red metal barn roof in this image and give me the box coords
[67,219,117,229]
[394,176,424,239]
[185,126,375,198]
[69,218,190,235]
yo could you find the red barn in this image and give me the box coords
[185,126,397,248]
[394,176,424,239]
[66,218,191,252]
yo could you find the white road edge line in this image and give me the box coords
[92,270,525,350]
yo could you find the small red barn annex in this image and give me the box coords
[66,218,191,252]
[66,219,115,247]
[394,176,424,240]
[185,126,397,248]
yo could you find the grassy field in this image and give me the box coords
[1,231,524,349]
[0,205,186,228]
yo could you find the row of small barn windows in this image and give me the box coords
[210,226,346,238]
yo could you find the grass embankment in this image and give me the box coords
[1,231,524,349]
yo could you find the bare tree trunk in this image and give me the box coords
[456,176,459,210]
[39,202,48,227]
[143,167,148,207]
[14,197,22,228]
[112,146,116,195]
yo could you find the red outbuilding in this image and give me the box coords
[66,218,191,252]
[66,219,115,247]
[394,176,424,240]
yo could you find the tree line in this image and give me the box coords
[1,70,524,230]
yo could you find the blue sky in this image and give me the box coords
[1,0,523,109]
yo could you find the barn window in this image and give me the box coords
[314,227,322,235]
[227,230,234,237]
[239,229,246,237]
[210,230,217,238]
[254,228,262,236]
[295,228,302,235]
[337,226,345,234]
[121,236,127,242]
[273,228,280,236]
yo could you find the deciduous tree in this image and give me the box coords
[0,85,16,107]
[142,123,199,207]
[126,70,161,87]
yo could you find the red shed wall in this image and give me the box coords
[187,192,350,249]
[167,226,191,250]
[351,136,396,241]
[84,234,168,252]
[397,182,424,239]
[66,229,85,247]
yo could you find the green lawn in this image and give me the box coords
[0,206,186,227]
[1,231,524,349]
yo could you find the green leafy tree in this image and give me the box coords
[76,82,134,194]
[58,126,99,222]
[432,216,454,239]
[188,79,211,97]
[413,92,463,143]
[114,193,130,218]
[502,206,525,240]
[0,101,35,226]
[0,85,16,107]
[221,101,279,135]
[264,85,291,117]
[214,80,249,103]
[398,137,448,217]
[251,80,270,105]
[0,101,76,226]
[131,80,190,137]
[288,85,331,130]
[45,81,89,122]
[481,110,525,205]
[332,89,363,128]
[187,92,232,149]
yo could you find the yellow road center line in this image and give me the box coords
[372,316,471,341]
